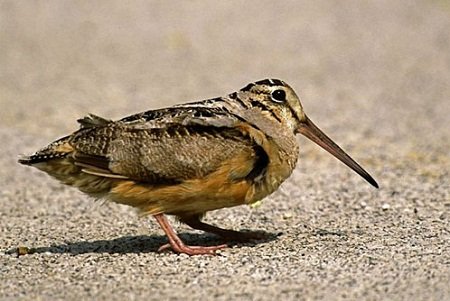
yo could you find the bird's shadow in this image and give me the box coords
[10,231,280,256]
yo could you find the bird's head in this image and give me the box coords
[237,79,378,188]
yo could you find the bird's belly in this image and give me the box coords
[107,161,295,217]
[108,176,252,216]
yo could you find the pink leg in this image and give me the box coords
[154,214,227,255]
[182,216,269,242]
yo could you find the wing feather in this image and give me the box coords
[68,107,267,185]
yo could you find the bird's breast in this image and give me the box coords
[245,136,299,205]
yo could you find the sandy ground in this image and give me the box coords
[1,1,449,300]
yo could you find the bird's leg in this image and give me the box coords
[181,215,269,242]
[153,214,227,255]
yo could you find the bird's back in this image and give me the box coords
[18,107,273,216]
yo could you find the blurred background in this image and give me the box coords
[1,0,449,174]
[1,0,449,189]
[1,1,449,300]
[1,1,448,140]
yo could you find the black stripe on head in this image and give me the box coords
[250,100,282,123]
[271,79,284,86]
[241,83,255,92]
[287,104,300,123]
[255,79,284,87]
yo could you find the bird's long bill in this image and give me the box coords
[298,116,379,188]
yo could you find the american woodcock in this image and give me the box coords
[19,79,378,255]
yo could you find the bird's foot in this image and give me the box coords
[182,217,272,242]
[158,242,227,256]
[154,213,227,255]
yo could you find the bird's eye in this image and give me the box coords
[271,89,286,103]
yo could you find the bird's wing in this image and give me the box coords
[69,108,268,185]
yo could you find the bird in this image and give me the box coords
[18,79,378,255]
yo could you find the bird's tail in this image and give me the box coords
[18,135,73,166]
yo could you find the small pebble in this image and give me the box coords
[283,212,293,219]
[17,246,31,256]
